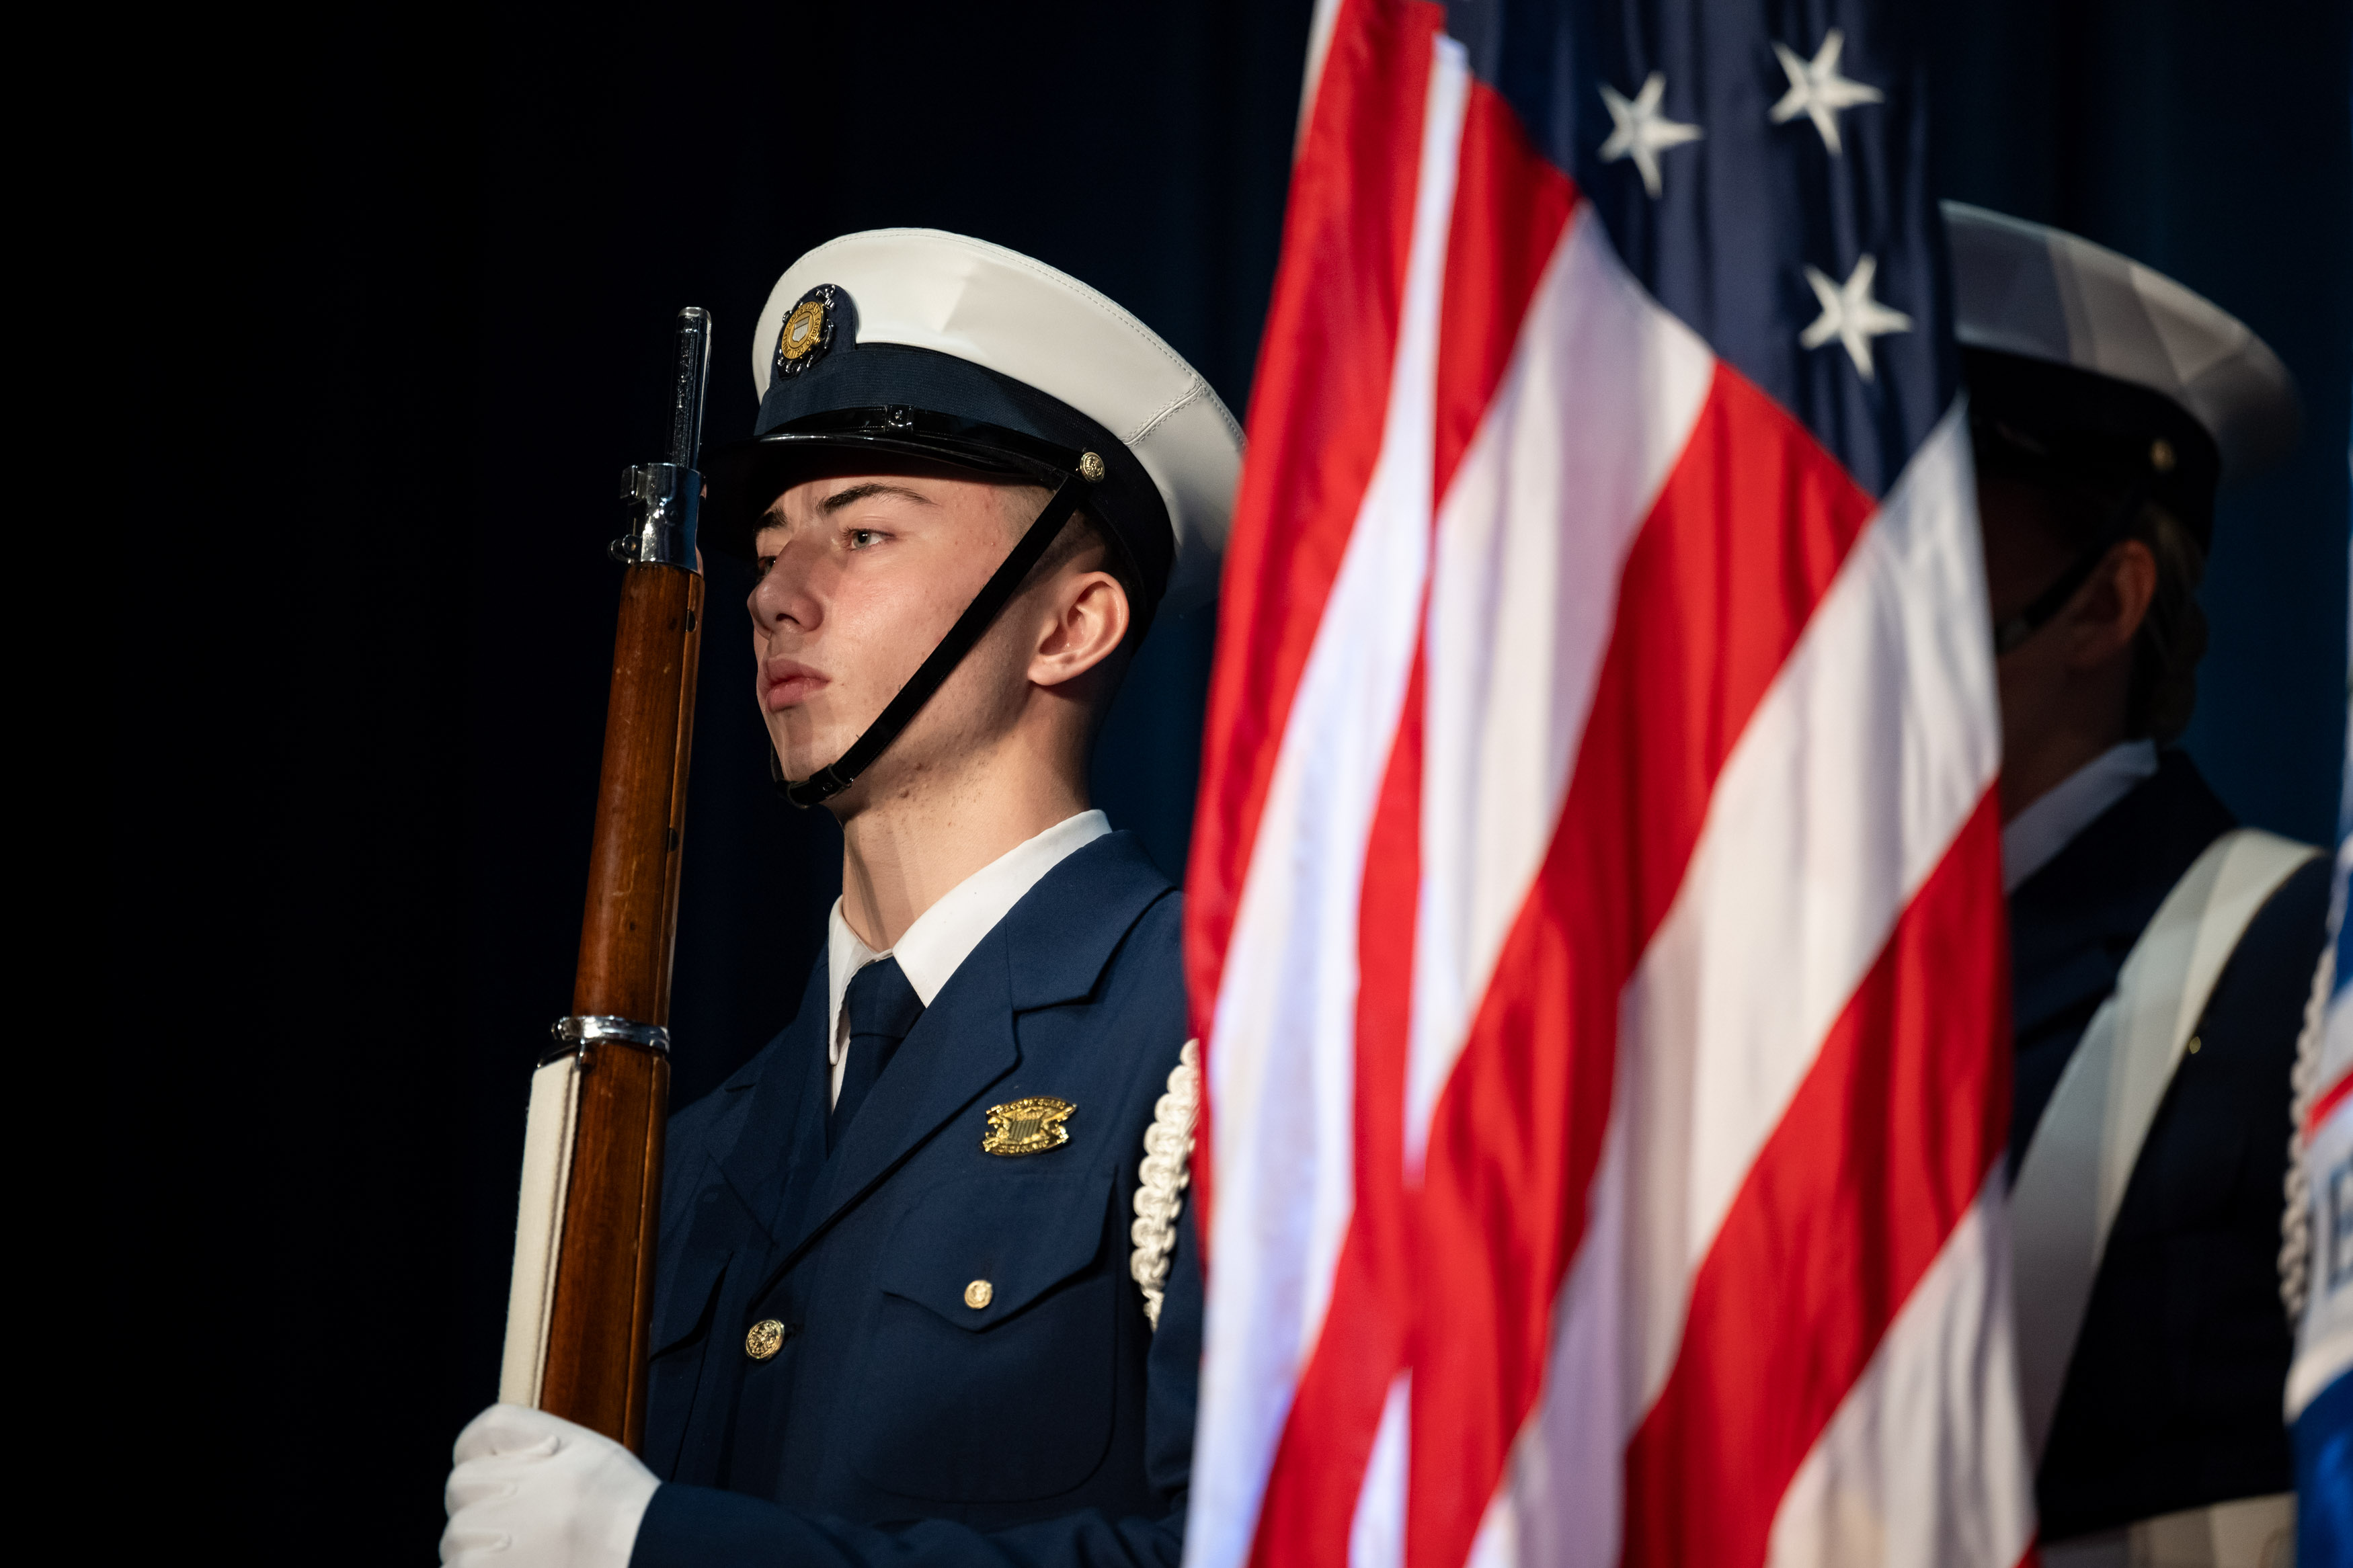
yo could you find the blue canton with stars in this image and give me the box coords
[1442,0,1955,500]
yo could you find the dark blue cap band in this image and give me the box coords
[703,333,1175,612]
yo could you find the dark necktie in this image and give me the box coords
[830,956,924,1153]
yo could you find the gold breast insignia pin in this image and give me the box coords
[983,1096,1076,1156]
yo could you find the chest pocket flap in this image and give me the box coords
[651,1178,772,1358]
[877,1171,1112,1329]
[651,1249,729,1357]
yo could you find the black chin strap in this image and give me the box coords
[1989,474,2152,657]
[772,474,1086,809]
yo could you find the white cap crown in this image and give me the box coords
[1944,202,2299,479]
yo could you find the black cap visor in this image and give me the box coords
[704,340,1174,614]
[1963,347,2221,548]
[706,406,1081,551]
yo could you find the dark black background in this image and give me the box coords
[126,1,2344,1554]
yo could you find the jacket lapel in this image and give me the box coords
[774,928,1022,1266]
[2010,886,2151,1044]
[763,831,1177,1274]
[2008,749,2234,1042]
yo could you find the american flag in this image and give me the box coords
[2284,577,2352,1558]
[1181,2,2034,1566]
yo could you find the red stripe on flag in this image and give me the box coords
[1243,78,1578,1562]
[1431,80,1577,505]
[1250,654,1427,1568]
[1404,368,1878,1568]
[1620,796,2011,1568]
[1186,0,1443,1070]
[2307,1063,2353,1145]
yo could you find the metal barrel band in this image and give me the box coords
[544,1014,673,1067]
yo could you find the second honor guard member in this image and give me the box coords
[442,230,1240,1566]
[1948,205,2329,1561]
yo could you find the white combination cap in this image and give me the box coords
[725,229,1242,612]
[1944,202,2299,481]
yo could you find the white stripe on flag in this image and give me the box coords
[1472,403,2004,1564]
[1466,1089,1637,1568]
[1404,202,1715,1173]
[1765,1175,2036,1568]
[1618,401,1996,1416]
[1350,1374,1412,1568]
[1187,39,1470,1568]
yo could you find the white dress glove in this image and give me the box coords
[440,1404,660,1568]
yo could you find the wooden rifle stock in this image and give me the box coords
[541,563,701,1442]
[500,308,711,1448]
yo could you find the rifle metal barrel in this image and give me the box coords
[668,307,712,470]
[614,306,713,567]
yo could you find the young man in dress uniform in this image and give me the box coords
[1948,204,2330,1563]
[441,229,1240,1567]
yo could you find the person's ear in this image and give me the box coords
[1028,571,1129,689]
[2062,538,2156,669]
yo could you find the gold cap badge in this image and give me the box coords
[982,1096,1076,1156]
[774,285,839,379]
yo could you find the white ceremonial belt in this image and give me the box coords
[2011,827,2319,1458]
[2040,1492,2296,1568]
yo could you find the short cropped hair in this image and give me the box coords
[2130,503,2208,743]
[1000,487,1144,718]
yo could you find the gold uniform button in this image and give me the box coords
[2186,1035,2202,1056]
[963,1280,994,1310]
[745,1319,787,1360]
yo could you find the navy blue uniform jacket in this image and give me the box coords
[629,832,1204,1567]
[2009,751,2327,1538]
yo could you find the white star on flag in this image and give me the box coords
[1799,253,1912,380]
[1769,28,1884,157]
[1599,72,1703,198]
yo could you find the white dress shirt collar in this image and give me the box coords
[2001,740,2159,893]
[824,809,1111,1102]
